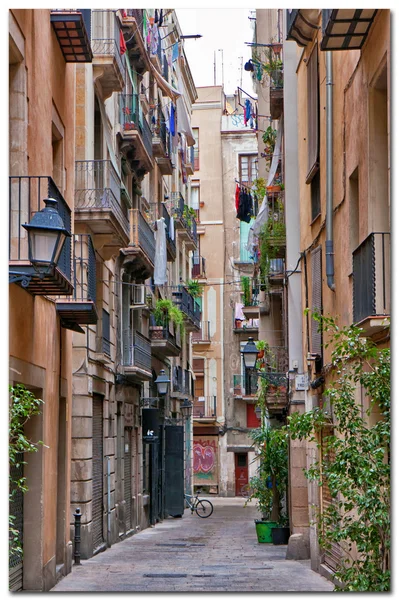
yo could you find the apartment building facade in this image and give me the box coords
[285,8,390,577]
[9,7,199,589]
[190,86,261,496]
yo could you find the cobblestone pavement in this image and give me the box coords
[51,498,334,593]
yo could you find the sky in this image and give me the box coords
[176,8,256,97]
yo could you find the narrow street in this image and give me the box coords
[51,498,333,593]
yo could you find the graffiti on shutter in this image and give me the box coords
[124,429,132,531]
[321,428,342,573]
[9,455,24,591]
[311,245,322,357]
[92,395,104,550]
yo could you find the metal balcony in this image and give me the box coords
[169,192,198,250]
[192,321,211,344]
[162,203,176,261]
[171,285,201,331]
[352,232,390,336]
[121,330,152,381]
[9,176,73,295]
[55,234,98,330]
[75,160,129,250]
[119,93,154,174]
[50,10,92,62]
[193,396,217,419]
[128,209,156,278]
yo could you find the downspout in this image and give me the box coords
[325,51,335,291]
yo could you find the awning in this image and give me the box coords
[150,61,181,102]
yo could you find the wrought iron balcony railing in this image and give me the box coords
[352,232,390,325]
[119,93,153,160]
[170,285,201,329]
[131,209,156,266]
[9,176,72,292]
[75,159,129,237]
[192,321,211,343]
[122,330,152,372]
[193,396,217,418]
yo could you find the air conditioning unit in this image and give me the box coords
[130,284,145,306]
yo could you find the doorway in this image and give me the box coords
[235,452,249,496]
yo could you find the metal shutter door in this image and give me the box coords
[311,245,323,356]
[9,455,23,591]
[321,428,342,572]
[92,395,104,550]
[124,429,132,531]
[165,425,184,517]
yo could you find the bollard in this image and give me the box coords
[73,508,82,565]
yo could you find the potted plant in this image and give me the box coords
[247,424,289,543]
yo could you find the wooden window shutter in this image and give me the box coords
[311,245,322,356]
[306,45,319,183]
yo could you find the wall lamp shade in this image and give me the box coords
[22,198,71,271]
[180,399,193,419]
[155,369,170,395]
[241,337,258,369]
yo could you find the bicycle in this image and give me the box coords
[184,492,214,518]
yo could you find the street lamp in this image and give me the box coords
[241,337,258,369]
[180,399,193,419]
[155,369,170,396]
[10,198,71,286]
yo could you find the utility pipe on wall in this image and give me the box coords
[325,51,335,291]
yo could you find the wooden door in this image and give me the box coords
[235,452,248,496]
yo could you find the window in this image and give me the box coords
[306,45,320,184]
[193,128,199,170]
[102,309,111,356]
[239,154,257,185]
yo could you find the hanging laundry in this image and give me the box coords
[235,184,240,213]
[154,218,167,285]
[169,104,176,136]
[119,29,127,55]
[172,42,179,62]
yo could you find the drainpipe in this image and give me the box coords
[325,51,335,291]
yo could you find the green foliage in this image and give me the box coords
[154,298,185,334]
[287,314,390,591]
[9,384,44,560]
[246,426,289,523]
[241,276,251,306]
[185,279,204,299]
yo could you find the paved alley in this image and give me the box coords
[51,498,334,593]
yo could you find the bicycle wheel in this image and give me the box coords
[195,499,213,518]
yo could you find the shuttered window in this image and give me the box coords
[311,245,323,357]
[306,45,319,184]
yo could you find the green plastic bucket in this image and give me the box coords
[254,520,278,543]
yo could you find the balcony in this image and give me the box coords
[321,9,378,51]
[171,285,201,332]
[55,234,98,331]
[75,160,130,254]
[270,67,284,120]
[9,176,73,295]
[192,321,211,345]
[149,322,181,360]
[193,396,217,420]
[233,374,258,401]
[170,192,198,250]
[121,330,152,381]
[192,252,206,279]
[50,9,92,62]
[185,146,195,176]
[118,94,154,174]
[352,232,390,337]
[259,372,288,415]
[162,203,176,261]
[91,14,125,99]
[124,209,155,279]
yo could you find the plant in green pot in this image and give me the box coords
[247,422,289,543]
